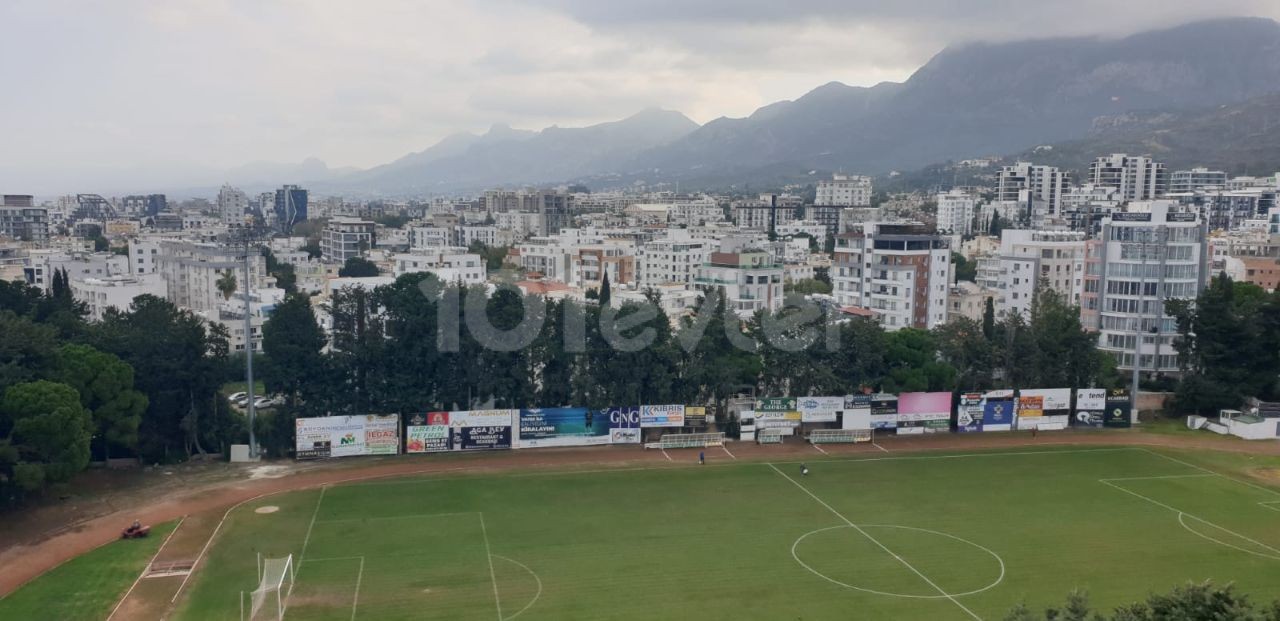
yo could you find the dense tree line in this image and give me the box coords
[1169,274,1280,414]
[1006,582,1280,620]
[0,282,235,506]
[254,274,1118,456]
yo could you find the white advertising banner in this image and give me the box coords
[640,404,685,428]
[797,396,844,423]
[1075,388,1106,410]
[296,415,400,460]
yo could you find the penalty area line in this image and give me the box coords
[722,445,737,460]
[812,443,828,455]
[661,448,672,462]
[767,463,983,620]
[106,515,186,621]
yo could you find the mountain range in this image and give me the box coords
[286,17,1280,195]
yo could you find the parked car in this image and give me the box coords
[228,391,246,403]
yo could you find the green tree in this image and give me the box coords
[881,329,955,392]
[599,271,612,307]
[982,297,996,339]
[1007,582,1279,621]
[933,317,995,390]
[55,345,147,460]
[785,278,833,296]
[1169,275,1280,414]
[339,257,380,278]
[990,213,1004,238]
[260,294,328,455]
[953,253,977,282]
[216,269,238,300]
[0,381,93,502]
[1025,288,1103,389]
[0,311,59,389]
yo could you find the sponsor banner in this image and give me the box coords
[797,396,844,423]
[982,390,1017,431]
[738,411,756,433]
[1021,389,1071,412]
[605,406,641,429]
[756,410,802,429]
[406,424,450,453]
[517,407,612,448]
[426,411,450,426]
[453,425,512,451]
[897,392,952,433]
[610,428,641,444]
[1104,389,1132,428]
[295,415,399,459]
[842,395,872,430]
[1018,415,1069,430]
[1018,396,1044,418]
[640,404,685,428]
[957,393,984,432]
[1074,389,1107,428]
[449,409,515,429]
[685,407,708,428]
[755,397,797,412]
[870,394,898,430]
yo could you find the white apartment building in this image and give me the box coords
[635,233,715,288]
[995,162,1067,217]
[71,274,167,321]
[974,230,1085,318]
[25,250,128,292]
[494,211,540,239]
[321,217,376,263]
[733,201,797,231]
[774,220,828,240]
[1088,154,1167,201]
[409,226,454,250]
[936,189,980,235]
[392,250,487,285]
[0,198,49,247]
[1084,203,1207,374]
[458,225,499,248]
[832,223,951,331]
[816,174,873,207]
[1169,168,1227,193]
[217,185,249,222]
[153,241,267,314]
[693,249,784,319]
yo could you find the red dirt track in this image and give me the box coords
[3,429,1280,605]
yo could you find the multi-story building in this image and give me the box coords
[1270,207,1280,235]
[832,223,951,331]
[935,189,980,235]
[70,274,168,321]
[120,194,167,217]
[947,281,996,323]
[217,185,249,222]
[273,185,309,234]
[816,174,873,207]
[995,162,1068,217]
[153,241,267,314]
[733,198,797,231]
[1170,167,1227,193]
[636,232,715,288]
[803,205,843,236]
[0,195,49,247]
[1084,202,1207,375]
[693,249,783,319]
[321,217,376,264]
[24,250,128,292]
[392,250,487,285]
[974,230,1085,318]
[1088,154,1167,201]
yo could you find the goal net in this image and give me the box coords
[243,555,295,621]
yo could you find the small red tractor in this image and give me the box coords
[121,522,151,539]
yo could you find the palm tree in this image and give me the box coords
[216,269,238,300]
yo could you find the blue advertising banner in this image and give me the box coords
[606,406,641,428]
[982,391,1017,431]
[517,407,613,448]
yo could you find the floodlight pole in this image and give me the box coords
[235,225,267,459]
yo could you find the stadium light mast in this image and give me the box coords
[232,222,270,458]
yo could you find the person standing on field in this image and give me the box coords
[699,451,705,465]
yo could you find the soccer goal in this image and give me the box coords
[645,432,726,449]
[241,554,295,621]
[808,429,872,444]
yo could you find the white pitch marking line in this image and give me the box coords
[106,515,186,621]
[1260,501,1280,513]
[1100,479,1280,557]
[350,556,365,621]
[872,442,889,453]
[661,448,672,462]
[315,511,479,524]
[300,485,328,560]
[492,555,543,621]
[722,445,738,460]
[812,443,828,455]
[768,463,983,620]
[1099,474,1219,482]
[1177,513,1280,560]
[1139,448,1280,498]
[479,513,503,621]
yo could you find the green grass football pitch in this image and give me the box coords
[173,447,1280,620]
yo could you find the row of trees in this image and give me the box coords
[1006,582,1280,620]
[254,272,1118,455]
[0,281,238,505]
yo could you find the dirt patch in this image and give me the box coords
[254,506,280,514]
[248,465,294,480]
[286,591,354,608]
[1249,467,1280,482]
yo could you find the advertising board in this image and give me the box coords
[1074,388,1107,428]
[957,393,984,432]
[981,390,1017,431]
[640,404,685,428]
[448,409,516,451]
[797,396,843,423]
[841,395,872,430]
[870,394,899,430]
[896,392,952,434]
[516,407,612,448]
[295,415,400,459]
[1104,389,1132,428]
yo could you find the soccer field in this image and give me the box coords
[172,446,1280,620]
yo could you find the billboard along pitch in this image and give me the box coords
[1074,389,1107,428]
[982,390,1017,431]
[797,396,843,423]
[640,404,685,427]
[296,415,399,460]
[449,409,516,451]
[517,407,618,448]
[406,411,451,453]
[896,392,952,434]
[1017,389,1071,431]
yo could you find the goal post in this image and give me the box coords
[243,554,295,621]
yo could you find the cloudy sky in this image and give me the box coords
[2,0,1278,193]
